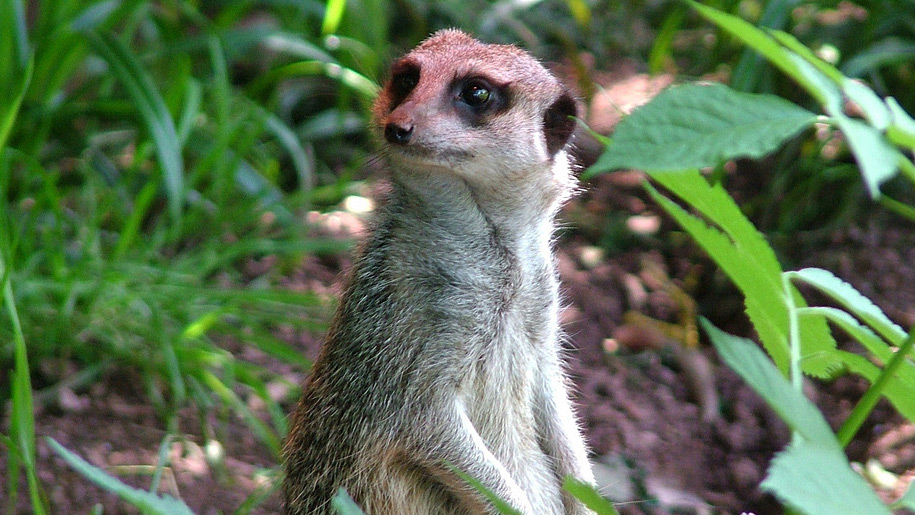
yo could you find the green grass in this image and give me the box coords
[0,0,387,510]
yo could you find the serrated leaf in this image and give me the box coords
[800,351,847,380]
[331,488,367,515]
[645,172,836,376]
[645,183,785,370]
[47,438,195,515]
[787,268,906,345]
[588,83,816,175]
[833,115,900,197]
[834,351,915,422]
[689,1,841,108]
[763,440,890,515]
[796,306,892,363]
[563,477,620,515]
[702,320,837,444]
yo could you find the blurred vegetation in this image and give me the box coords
[2,0,915,512]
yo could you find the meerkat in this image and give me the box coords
[282,29,594,515]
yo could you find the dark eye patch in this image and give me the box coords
[388,60,420,110]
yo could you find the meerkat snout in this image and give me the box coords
[384,121,414,145]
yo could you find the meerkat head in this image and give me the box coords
[372,30,577,191]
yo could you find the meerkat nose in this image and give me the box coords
[384,122,414,145]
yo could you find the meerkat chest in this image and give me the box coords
[462,263,560,429]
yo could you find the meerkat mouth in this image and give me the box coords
[386,144,473,168]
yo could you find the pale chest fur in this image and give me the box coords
[456,221,566,511]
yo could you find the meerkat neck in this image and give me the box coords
[390,156,572,253]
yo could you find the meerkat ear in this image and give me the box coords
[543,92,577,155]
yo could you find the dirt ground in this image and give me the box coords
[4,68,915,514]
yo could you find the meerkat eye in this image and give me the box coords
[451,77,507,121]
[460,83,491,107]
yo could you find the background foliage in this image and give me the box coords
[2,0,914,513]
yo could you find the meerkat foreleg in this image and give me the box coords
[535,369,596,514]
[405,402,536,515]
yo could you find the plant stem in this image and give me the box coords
[879,195,915,224]
[898,155,915,185]
[838,326,915,447]
[782,273,802,390]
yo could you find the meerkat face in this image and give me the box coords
[372,30,577,184]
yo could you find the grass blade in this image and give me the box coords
[0,56,31,154]
[331,488,366,515]
[47,438,195,515]
[447,463,523,515]
[3,254,47,515]
[86,32,185,221]
[563,477,620,514]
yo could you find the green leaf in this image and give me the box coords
[702,319,837,444]
[842,80,890,130]
[0,0,29,72]
[261,31,335,62]
[833,115,900,197]
[796,307,892,363]
[763,440,890,515]
[833,351,915,424]
[689,1,842,108]
[199,370,281,455]
[563,477,620,515]
[645,172,836,375]
[47,438,195,515]
[259,106,315,191]
[587,83,816,175]
[331,488,367,515]
[768,29,844,85]
[795,306,915,424]
[87,32,185,220]
[70,0,120,31]
[886,97,915,150]
[787,268,906,346]
[838,328,915,447]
